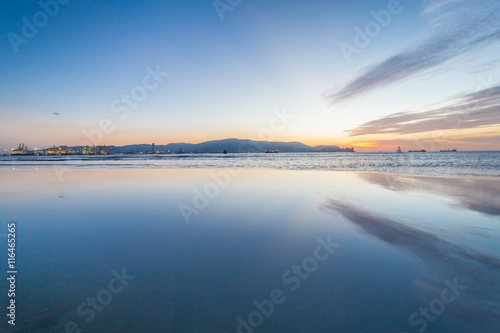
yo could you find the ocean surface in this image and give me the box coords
[0,154,499,333]
[1,151,499,177]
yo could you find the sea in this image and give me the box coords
[0,151,499,333]
[1,151,499,177]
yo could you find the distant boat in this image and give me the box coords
[440,149,457,152]
[396,146,402,153]
[264,150,279,153]
[409,150,426,152]
[9,143,35,156]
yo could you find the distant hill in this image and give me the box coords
[40,139,354,154]
[162,138,354,153]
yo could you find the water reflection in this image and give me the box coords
[358,172,500,216]
[13,306,71,333]
[2,169,500,332]
[321,199,500,332]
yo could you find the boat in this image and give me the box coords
[9,143,36,156]
[264,150,279,153]
[408,150,426,152]
[440,149,457,152]
[396,146,402,153]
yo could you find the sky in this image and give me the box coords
[0,0,499,152]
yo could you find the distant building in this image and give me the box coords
[46,146,75,155]
[98,145,108,155]
[82,145,107,155]
[82,146,96,155]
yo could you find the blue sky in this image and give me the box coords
[1,0,499,151]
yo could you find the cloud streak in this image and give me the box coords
[348,84,500,136]
[327,0,500,103]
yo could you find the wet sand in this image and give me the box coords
[1,169,499,332]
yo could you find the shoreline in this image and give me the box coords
[0,166,498,179]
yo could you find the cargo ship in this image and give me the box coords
[9,143,36,156]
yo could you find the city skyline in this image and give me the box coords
[1,0,499,152]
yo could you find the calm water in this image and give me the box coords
[1,151,499,177]
[0,166,499,332]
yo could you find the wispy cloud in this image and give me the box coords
[326,0,500,103]
[348,84,500,136]
[423,0,462,13]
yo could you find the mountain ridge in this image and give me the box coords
[127,138,354,153]
[38,138,355,153]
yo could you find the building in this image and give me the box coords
[82,145,108,155]
[46,146,76,155]
[82,145,96,155]
[98,145,108,155]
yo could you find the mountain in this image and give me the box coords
[163,138,354,153]
[40,139,354,154]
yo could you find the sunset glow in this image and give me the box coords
[1,0,499,151]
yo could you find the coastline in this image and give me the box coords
[0,151,499,178]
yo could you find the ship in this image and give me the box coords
[440,149,457,152]
[408,149,426,152]
[9,143,36,156]
[264,149,279,153]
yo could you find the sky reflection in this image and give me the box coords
[321,198,500,332]
[358,172,500,216]
[1,169,499,332]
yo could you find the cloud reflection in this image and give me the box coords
[358,172,500,216]
[321,198,500,332]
